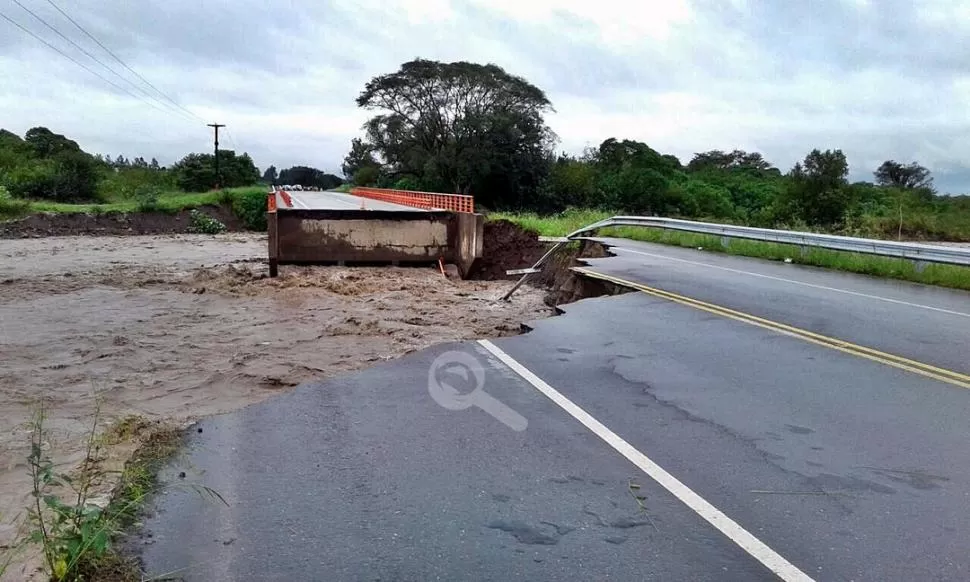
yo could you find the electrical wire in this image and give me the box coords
[8,0,198,124]
[42,0,206,123]
[0,9,173,118]
[223,126,241,153]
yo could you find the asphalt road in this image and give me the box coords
[583,237,970,375]
[283,190,423,212]
[138,240,970,581]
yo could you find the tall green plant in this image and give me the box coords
[27,406,113,581]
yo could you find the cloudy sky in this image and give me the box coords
[2,0,969,192]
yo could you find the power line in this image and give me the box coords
[8,0,197,124]
[223,126,241,152]
[42,0,206,123]
[0,8,174,118]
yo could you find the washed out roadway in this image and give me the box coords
[139,240,970,581]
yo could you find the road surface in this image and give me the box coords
[282,190,425,212]
[138,239,970,581]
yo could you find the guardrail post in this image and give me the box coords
[914,259,928,274]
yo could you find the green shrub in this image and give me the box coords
[97,168,176,200]
[391,176,423,191]
[135,185,161,212]
[353,165,380,186]
[1,152,101,202]
[217,188,234,206]
[0,186,30,219]
[230,188,267,231]
[188,209,227,234]
[2,161,59,199]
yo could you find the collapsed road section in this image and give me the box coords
[266,187,484,278]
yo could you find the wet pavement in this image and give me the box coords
[139,242,970,581]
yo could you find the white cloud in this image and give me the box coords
[468,0,693,45]
[1,0,970,191]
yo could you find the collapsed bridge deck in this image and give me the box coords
[267,188,483,278]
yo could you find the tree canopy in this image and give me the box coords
[341,138,379,181]
[278,166,344,190]
[0,126,267,202]
[0,126,97,201]
[262,165,278,184]
[171,151,260,192]
[874,160,934,191]
[352,58,556,208]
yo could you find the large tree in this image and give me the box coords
[172,150,259,191]
[784,149,852,226]
[341,138,379,181]
[353,59,556,208]
[262,165,278,184]
[24,127,81,158]
[278,166,343,189]
[874,160,934,191]
[687,150,775,174]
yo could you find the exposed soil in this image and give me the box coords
[0,204,246,239]
[471,219,548,280]
[0,232,551,581]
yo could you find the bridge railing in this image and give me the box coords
[503,215,970,300]
[351,187,475,213]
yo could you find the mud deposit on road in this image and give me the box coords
[0,233,550,571]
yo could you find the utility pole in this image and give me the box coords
[207,123,225,189]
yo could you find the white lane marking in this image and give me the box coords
[478,339,816,582]
[605,245,970,319]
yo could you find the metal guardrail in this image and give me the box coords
[352,187,475,213]
[576,216,970,266]
[502,215,970,300]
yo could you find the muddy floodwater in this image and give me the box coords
[0,233,550,579]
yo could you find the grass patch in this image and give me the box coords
[489,208,614,236]
[495,210,970,292]
[21,407,206,582]
[104,418,182,531]
[21,186,266,216]
[0,195,31,220]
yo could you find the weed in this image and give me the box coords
[217,189,233,206]
[27,405,116,581]
[22,407,225,581]
[188,209,227,234]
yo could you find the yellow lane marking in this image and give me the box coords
[572,267,970,390]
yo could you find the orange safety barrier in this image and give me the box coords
[267,192,277,213]
[351,187,474,214]
[279,190,294,208]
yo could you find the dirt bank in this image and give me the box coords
[0,204,245,239]
[471,219,548,280]
[0,233,550,580]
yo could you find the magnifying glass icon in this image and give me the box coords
[428,351,528,432]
